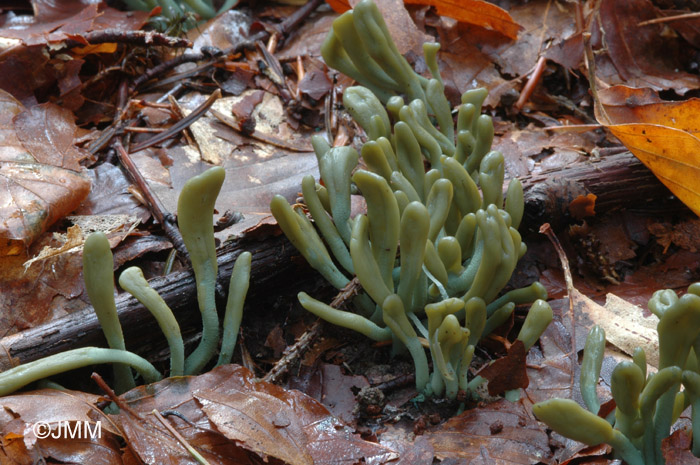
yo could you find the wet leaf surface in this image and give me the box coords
[593,0,700,93]
[121,364,395,465]
[479,339,529,396]
[425,398,551,464]
[0,92,91,254]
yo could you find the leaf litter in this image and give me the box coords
[1,0,700,463]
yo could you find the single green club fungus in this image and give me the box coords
[272,0,550,400]
[82,232,136,394]
[533,283,700,465]
[178,166,225,375]
[217,251,252,367]
[0,348,162,397]
[118,267,185,377]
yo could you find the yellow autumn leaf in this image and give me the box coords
[595,85,700,216]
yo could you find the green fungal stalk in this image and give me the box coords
[533,283,700,465]
[0,348,162,397]
[217,251,252,366]
[82,232,136,394]
[272,0,550,400]
[119,267,185,377]
[178,166,225,375]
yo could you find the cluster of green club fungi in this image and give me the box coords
[270,0,552,400]
[534,284,700,465]
[0,167,251,396]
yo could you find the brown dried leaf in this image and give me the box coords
[316,363,369,426]
[593,0,700,93]
[662,429,699,464]
[525,299,575,404]
[478,340,529,396]
[121,365,395,465]
[436,0,578,107]
[0,3,149,47]
[648,218,700,253]
[195,366,395,465]
[425,398,551,463]
[0,389,121,465]
[72,163,150,222]
[0,234,86,335]
[0,91,91,254]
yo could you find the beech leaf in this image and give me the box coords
[0,90,91,255]
[595,85,700,217]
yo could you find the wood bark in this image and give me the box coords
[0,232,305,371]
[520,151,686,231]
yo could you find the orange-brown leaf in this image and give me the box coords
[325,0,351,13]
[596,86,700,217]
[403,0,520,39]
[0,91,91,254]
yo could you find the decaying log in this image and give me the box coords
[520,150,686,230]
[0,232,304,371]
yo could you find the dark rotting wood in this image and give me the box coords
[0,233,302,371]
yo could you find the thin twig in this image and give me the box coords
[58,29,192,50]
[151,409,212,465]
[263,278,364,384]
[540,223,578,388]
[129,89,221,153]
[114,141,189,259]
[210,108,312,152]
[638,11,700,26]
[514,56,547,111]
[90,372,140,416]
[582,0,610,125]
[130,0,323,92]
[131,54,218,92]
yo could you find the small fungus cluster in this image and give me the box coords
[534,283,700,465]
[271,0,552,399]
[0,167,251,396]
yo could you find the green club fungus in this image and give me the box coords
[177,166,225,375]
[82,232,136,393]
[119,267,185,377]
[272,0,551,400]
[533,283,700,465]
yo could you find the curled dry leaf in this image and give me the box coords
[0,90,91,255]
[326,0,519,39]
[595,85,700,217]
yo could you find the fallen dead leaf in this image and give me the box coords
[425,398,551,464]
[592,0,700,94]
[0,90,91,255]
[0,389,121,465]
[479,340,529,396]
[595,85,700,217]
[662,429,700,465]
[575,292,659,368]
[121,364,395,465]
